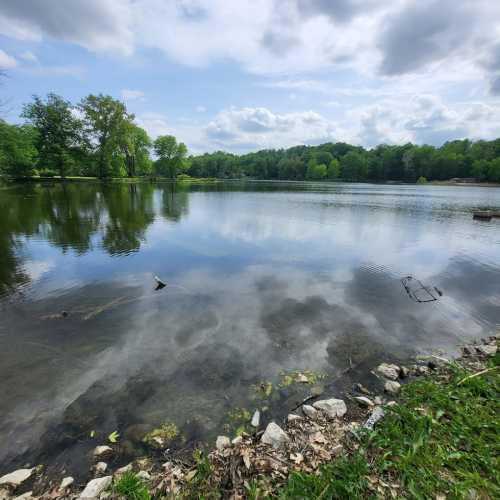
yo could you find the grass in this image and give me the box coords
[278,352,500,499]
[113,472,151,500]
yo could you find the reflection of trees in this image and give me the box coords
[101,183,155,255]
[161,183,189,222]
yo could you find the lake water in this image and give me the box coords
[1,180,500,476]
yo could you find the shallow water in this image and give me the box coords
[1,180,500,475]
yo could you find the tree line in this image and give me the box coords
[1,92,500,182]
[0,93,188,179]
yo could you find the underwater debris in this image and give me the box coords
[401,276,440,303]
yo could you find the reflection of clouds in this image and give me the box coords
[22,259,55,282]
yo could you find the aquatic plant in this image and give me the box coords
[142,422,179,449]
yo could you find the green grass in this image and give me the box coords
[278,352,500,499]
[113,472,151,500]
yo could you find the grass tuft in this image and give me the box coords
[113,472,151,500]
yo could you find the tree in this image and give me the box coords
[79,94,134,178]
[119,122,152,177]
[153,135,188,179]
[0,120,37,177]
[306,159,327,180]
[327,158,341,179]
[22,93,83,177]
[341,151,368,181]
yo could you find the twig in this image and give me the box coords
[457,366,500,386]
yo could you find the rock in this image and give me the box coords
[374,396,383,405]
[386,401,397,407]
[476,344,497,356]
[296,373,309,383]
[302,405,318,418]
[251,410,260,428]
[0,489,9,500]
[93,446,113,460]
[399,366,410,378]
[231,436,243,445]
[384,380,401,395]
[0,469,35,488]
[461,346,474,356]
[364,406,385,430]
[354,396,374,407]
[313,398,347,419]
[287,414,302,423]
[13,493,33,500]
[215,436,231,451]
[376,363,400,381]
[136,471,151,481]
[114,464,133,476]
[60,477,74,490]
[354,383,371,395]
[79,476,112,499]
[417,366,430,376]
[261,422,289,449]
[94,462,107,474]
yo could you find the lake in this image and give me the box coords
[1,180,500,477]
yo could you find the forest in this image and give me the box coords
[1,93,500,183]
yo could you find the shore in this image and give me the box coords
[1,334,498,500]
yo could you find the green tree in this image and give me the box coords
[0,120,37,177]
[79,94,134,178]
[306,159,327,180]
[153,135,188,179]
[341,151,368,181]
[327,158,341,179]
[119,122,152,177]
[22,93,83,177]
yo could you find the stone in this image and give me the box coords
[94,462,107,474]
[215,436,231,451]
[354,383,371,395]
[384,380,401,395]
[417,366,430,376]
[296,373,309,383]
[313,398,347,419]
[354,396,374,407]
[136,471,151,481]
[261,422,289,449]
[376,363,400,381]
[93,446,113,460]
[461,346,474,356]
[114,464,133,476]
[231,436,243,445]
[80,476,112,499]
[386,401,397,407]
[302,405,318,418]
[399,366,410,378]
[364,406,385,430]
[13,493,32,500]
[476,344,497,356]
[374,396,383,405]
[60,477,74,490]
[251,410,260,428]
[287,414,302,422]
[0,469,35,488]
[0,488,10,500]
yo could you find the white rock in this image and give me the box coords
[296,373,309,383]
[94,462,107,474]
[93,446,112,459]
[287,414,302,422]
[364,406,385,430]
[0,488,10,500]
[384,380,401,395]
[261,422,289,449]
[386,401,397,407]
[313,398,347,419]
[302,405,318,418]
[136,471,151,481]
[354,396,374,407]
[417,365,430,376]
[0,469,35,488]
[79,476,112,499]
[477,344,497,356]
[231,436,243,445]
[376,363,400,381]
[60,477,74,490]
[251,410,260,428]
[374,396,383,405]
[215,436,231,451]
[114,464,133,476]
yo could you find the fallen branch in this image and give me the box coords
[457,366,500,386]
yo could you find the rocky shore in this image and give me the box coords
[1,334,498,500]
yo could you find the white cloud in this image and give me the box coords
[0,49,17,68]
[121,89,145,101]
[19,50,37,62]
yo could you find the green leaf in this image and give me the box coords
[108,430,119,443]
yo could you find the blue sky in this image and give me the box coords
[1,0,500,153]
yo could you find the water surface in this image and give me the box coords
[1,180,499,475]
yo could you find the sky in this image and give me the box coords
[1,0,500,154]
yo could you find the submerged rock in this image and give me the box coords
[93,446,113,460]
[0,469,35,488]
[302,405,318,418]
[215,436,231,451]
[376,363,400,381]
[79,476,112,499]
[60,477,74,490]
[313,398,347,419]
[142,422,179,449]
[261,422,289,449]
[384,380,401,395]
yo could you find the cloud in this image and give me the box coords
[121,89,146,101]
[0,0,134,55]
[19,50,37,63]
[0,49,17,68]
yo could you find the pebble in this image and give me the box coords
[376,363,400,381]
[216,436,231,451]
[79,476,112,499]
[313,398,347,419]
[384,380,401,395]
[261,422,289,449]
